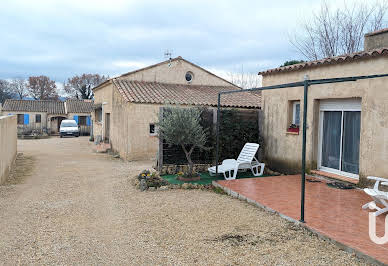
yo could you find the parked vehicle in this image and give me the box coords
[59,119,79,138]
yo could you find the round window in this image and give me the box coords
[185,71,193,82]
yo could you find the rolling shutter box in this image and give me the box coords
[320,98,361,111]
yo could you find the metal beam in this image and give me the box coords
[215,73,388,223]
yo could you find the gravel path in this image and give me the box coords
[0,137,369,265]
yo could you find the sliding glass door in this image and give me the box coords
[319,109,361,178]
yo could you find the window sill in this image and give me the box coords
[286,131,299,135]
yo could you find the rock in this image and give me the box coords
[159,186,169,191]
[139,179,147,191]
[181,183,190,189]
[148,187,156,191]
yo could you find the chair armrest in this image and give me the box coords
[367,176,388,182]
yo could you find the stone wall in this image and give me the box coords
[0,115,17,184]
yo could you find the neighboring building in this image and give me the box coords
[92,56,261,161]
[1,99,93,135]
[258,28,388,184]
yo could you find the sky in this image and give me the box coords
[0,0,364,84]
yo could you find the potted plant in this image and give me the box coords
[287,124,299,133]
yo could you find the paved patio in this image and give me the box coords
[215,175,388,264]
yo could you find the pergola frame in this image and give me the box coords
[215,73,388,223]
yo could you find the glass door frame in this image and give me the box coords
[317,103,361,180]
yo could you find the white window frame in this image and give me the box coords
[317,99,361,180]
[292,101,300,126]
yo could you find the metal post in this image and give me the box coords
[215,93,221,177]
[300,76,309,223]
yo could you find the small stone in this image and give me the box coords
[159,186,169,191]
[182,183,190,189]
[148,187,156,191]
[139,179,147,191]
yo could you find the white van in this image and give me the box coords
[59,119,79,138]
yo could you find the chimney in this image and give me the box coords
[364,28,388,51]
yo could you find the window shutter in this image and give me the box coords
[73,115,79,124]
[86,116,91,126]
[24,114,29,125]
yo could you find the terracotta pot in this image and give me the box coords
[287,127,299,133]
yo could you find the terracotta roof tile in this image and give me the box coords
[66,99,94,113]
[2,99,94,114]
[259,47,388,75]
[112,79,261,108]
[2,99,66,114]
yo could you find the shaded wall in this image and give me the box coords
[0,115,17,184]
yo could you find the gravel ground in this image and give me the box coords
[0,137,369,265]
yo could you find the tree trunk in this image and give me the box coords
[181,144,195,177]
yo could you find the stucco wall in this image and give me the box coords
[0,115,17,184]
[121,58,232,86]
[110,86,159,160]
[93,82,113,140]
[261,57,388,181]
[364,31,388,51]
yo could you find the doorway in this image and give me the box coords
[318,99,361,179]
[105,113,110,142]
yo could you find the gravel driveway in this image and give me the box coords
[0,137,368,265]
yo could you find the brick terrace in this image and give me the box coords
[216,175,388,264]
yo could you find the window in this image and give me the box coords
[36,114,41,123]
[185,71,194,82]
[78,116,87,126]
[17,114,24,125]
[95,108,102,122]
[293,101,300,126]
[149,124,157,136]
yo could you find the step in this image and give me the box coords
[310,170,358,184]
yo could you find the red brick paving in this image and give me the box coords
[216,175,388,264]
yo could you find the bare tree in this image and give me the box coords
[9,78,28,99]
[64,74,108,99]
[290,0,388,60]
[0,79,12,104]
[28,76,59,100]
[227,66,262,89]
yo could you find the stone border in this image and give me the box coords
[212,181,385,266]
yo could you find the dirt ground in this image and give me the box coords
[0,137,369,265]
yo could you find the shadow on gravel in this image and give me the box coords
[4,153,35,185]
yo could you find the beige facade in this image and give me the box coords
[0,115,17,184]
[261,56,388,183]
[120,57,233,86]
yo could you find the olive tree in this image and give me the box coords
[158,107,208,177]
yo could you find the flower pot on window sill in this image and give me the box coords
[287,127,300,134]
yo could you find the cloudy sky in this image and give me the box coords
[0,0,360,83]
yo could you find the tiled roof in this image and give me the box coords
[2,99,66,114]
[112,79,261,108]
[2,99,94,114]
[66,99,94,113]
[258,47,388,75]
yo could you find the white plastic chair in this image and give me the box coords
[208,143,265,180]
[362,176,388,217]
